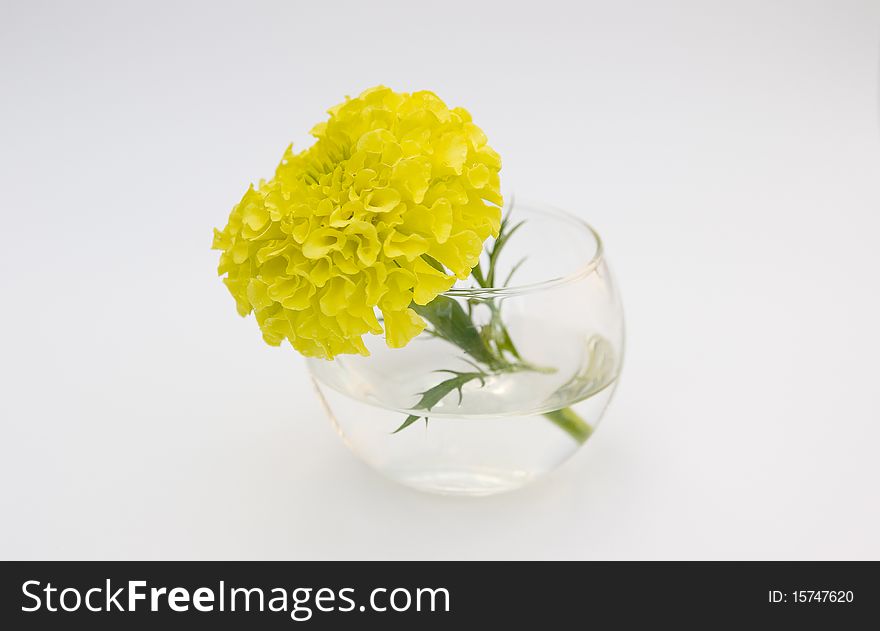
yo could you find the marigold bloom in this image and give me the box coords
[213,86,502,359]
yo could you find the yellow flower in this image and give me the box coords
[213,86,502,359]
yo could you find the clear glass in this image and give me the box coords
[308,200,625,495]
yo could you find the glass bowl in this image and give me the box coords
[308,199,625,495]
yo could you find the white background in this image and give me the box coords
[2,0,878,559]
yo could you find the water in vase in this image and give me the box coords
[309,320,619,495]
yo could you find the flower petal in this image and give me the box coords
[382,308,426,348]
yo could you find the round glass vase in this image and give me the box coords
[308,200,624,496]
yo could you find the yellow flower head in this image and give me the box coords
[213,86,502,359]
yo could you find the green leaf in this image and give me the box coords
[392,414,423,434]
[503,256,528,287]
[412,295,497,367]
[392,370,486,434]
[496,323,523,360]
[415,371,485,410]
[486,220,525,286]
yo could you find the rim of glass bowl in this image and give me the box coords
[441,199,604,299]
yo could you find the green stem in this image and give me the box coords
[407,212,594,444]
[542,407,593,444]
